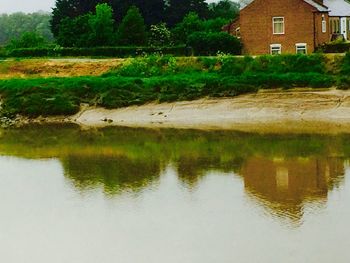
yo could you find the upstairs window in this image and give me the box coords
[322,15,327,33]
[296,43,307,54]
[273,17,285,34]
[270,44,282,55]
[236,27,241,38]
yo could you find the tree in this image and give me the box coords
[51,0,105,37]
[57,14,91,47]
[117,6,147,45]
[172,12,204,44]
[6,32,46,49]
[166,0,209,27]
[149,23,172,47]
[88,3,115,46]
[208,0,240,20]
[110,0,165,26]
[0,12,54,45]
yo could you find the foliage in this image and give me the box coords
[110,0,165,26]
[219,54,326,75]
[6,32,47,49]
[208,0,240,20]
[317,42,350,53]
[51,0,103,37]
[5,46,188,58]
[202,18,230,32]
[0,12,53,45]
[57,15,91,47]
[166,0,209,26]
[172,12,204,44]
[149,23,173,47]
[117,6,147,46]
[187,32,241,55]
[341,53,350,75]
[88,4,116,46]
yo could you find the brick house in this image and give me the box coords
[223,0,350,55]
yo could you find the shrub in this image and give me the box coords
[318,42,350,53]
[6,32,47,50]
[6,46,188,58]
[341,52,350,74]
[187,32,241,55]
[117,6,147,46]
[149,23,173,47]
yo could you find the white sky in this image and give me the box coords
[1,0,219,14]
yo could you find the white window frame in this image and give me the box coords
[322,15,327,33]
[273,17,285,35]
[235,27,241,39]
[270,44,282,55]
[296,43,307,54]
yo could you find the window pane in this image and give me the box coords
[273,18,284,34]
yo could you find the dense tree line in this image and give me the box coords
[1,0,241,56]
[0,12,54,45]
[51,0,240,48]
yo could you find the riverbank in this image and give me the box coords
[12,89,350,134]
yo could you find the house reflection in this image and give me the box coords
[239,156,345,222]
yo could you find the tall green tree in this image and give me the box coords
[208,0,240,20]
[110,0,165,26]
[166,0,209,27]
[57,14,91,47]
[88,3,115,46]
[172,12,204,44]
[51,0,105,37]
[117,6,147,45]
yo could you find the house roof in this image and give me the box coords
[303,0,329,11]
[324,0,350,16]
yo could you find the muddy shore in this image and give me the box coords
[9,89,350,134]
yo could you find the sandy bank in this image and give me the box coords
[38,89,346,133]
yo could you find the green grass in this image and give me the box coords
[0,53,349,117]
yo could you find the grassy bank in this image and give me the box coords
[0,54,350,118]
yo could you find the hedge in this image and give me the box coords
[318,42,350,53]
[187,32,242,56]
[5,45,190,58]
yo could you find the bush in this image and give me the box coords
[218,54,326,75]
[6,32,47,50]
[187,32,241,55]
[6,46,189,58]
[318,42,350,53]
[341,52,350,74]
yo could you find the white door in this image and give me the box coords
[341,17,347,40]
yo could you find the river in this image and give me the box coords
[0,124,349,263]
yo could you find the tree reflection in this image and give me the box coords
[0,124,348,224]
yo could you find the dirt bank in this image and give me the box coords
[17,89,350,133]
[0,58,124,79]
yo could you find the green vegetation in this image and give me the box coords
[0,12,53,45]
[0,124,348,192]
[2,1,240,57]
[0,54,349,118]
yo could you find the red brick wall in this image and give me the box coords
[239,0,329,55]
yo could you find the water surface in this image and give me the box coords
[0,125,350,263]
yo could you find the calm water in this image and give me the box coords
[0,125,350,263]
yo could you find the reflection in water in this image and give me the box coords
[62,155,162,195]
[0,124,348,225]
[240,156,345,223]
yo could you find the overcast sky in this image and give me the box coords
[1,0,219,14]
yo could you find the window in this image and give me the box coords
[322,15,327,33]
[235,27,241,38]
[270,44,282,55]
[296,43,307,54]
[273,17,284,34]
